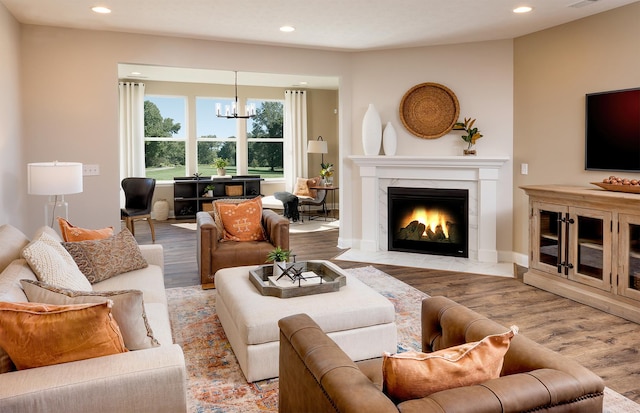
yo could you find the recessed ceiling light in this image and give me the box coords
[130,72,142,76]
[91,6,112,14]
[280,26,295,33]
[299,81,308,86]
[513,6,533,13]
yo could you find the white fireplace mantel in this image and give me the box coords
[349,155,509,263]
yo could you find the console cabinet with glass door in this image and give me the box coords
[522,185,640,323]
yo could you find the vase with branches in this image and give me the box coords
[454,117,483,155]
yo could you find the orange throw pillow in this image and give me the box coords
[214,196,266,242]
[382,327,517,402]
[0,301,127,370]
[58,218,114,242]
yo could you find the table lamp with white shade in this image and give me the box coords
[27,161,83,227]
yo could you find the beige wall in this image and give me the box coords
[0,3,25,229]
[345,40,514,257]
[142,80,339,215]
[18,25,350,236]
[513,2,640,262]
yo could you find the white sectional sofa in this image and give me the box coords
[0,224,187,413]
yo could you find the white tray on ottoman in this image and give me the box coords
[215,260,397,382]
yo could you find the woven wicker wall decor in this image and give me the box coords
[399,83,460,139]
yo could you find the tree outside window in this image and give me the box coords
[144,96,186,180]
[247,99,284,178]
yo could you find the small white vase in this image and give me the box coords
[273,262,287,278]
[362,103,382,156]
[382,122,397,156]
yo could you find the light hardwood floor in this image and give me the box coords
[131,218,640,403]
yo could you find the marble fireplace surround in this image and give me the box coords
[350,155,509,263]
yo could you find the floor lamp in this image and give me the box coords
[307,136,328,166]
[27,162,83,227]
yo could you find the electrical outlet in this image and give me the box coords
[83,164,100,176]
[521,163,528,175]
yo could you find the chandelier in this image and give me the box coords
[216,71,256,119]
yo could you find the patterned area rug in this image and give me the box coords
[165,266,638,413]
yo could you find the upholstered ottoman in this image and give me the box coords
[215,261,397,382]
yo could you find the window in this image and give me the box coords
[247,99,284,179]
[144,96,186,180]
[196,97,237,177]
[141,94,285,182]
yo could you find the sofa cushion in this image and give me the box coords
[61,229,148,284]
[382,327,517,402]
[57,217,114,242]
[21,279,159,350]
[214,197,266,242]
[0,301,127,370]
[0,259,39,374]
[21,231,92,291]
[0,224,29,274]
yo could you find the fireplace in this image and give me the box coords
[349,155,509,262]
[388,187,468,257]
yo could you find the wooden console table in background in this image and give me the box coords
[521,184,640,323]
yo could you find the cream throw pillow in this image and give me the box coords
[21,231,92,291]
[21,279,160,350]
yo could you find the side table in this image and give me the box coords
[309,185,338,220]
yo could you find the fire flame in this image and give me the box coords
[400,207,450,238]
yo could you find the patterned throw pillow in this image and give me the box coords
[382,327,517,402]
[21,279,160,350]
[212,198,249,240]
[62,229,148,284]
[214,196,266,242]
[0,301,127,370]
[21,231,92,291]
[57,217,114,242]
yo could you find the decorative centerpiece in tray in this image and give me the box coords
[591,175,640,194]
[249,260,346,298]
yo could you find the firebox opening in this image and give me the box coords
[388,187,468,258]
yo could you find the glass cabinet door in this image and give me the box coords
[568,207,611,291]
[618,214,640,302]
[531,202,567,276]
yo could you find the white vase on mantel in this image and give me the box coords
[362,103,382,156]
[382,122,397,156]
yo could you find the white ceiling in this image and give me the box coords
[3,0,637,87]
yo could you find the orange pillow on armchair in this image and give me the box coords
[214,196,266,242]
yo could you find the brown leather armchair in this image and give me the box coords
[196,209,289,289]
[278,296,604,413]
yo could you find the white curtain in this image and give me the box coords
[283,90,308,192]
[119,82,146,180]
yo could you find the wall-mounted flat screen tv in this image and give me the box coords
[585,87,640,172]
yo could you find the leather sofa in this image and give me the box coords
[278,296,604,413]
[196,209,289,289]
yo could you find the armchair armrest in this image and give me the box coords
[196,211,219,286]
[262,209,289,250]
[278,313,397,413]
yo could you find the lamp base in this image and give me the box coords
[45,195,68,228]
